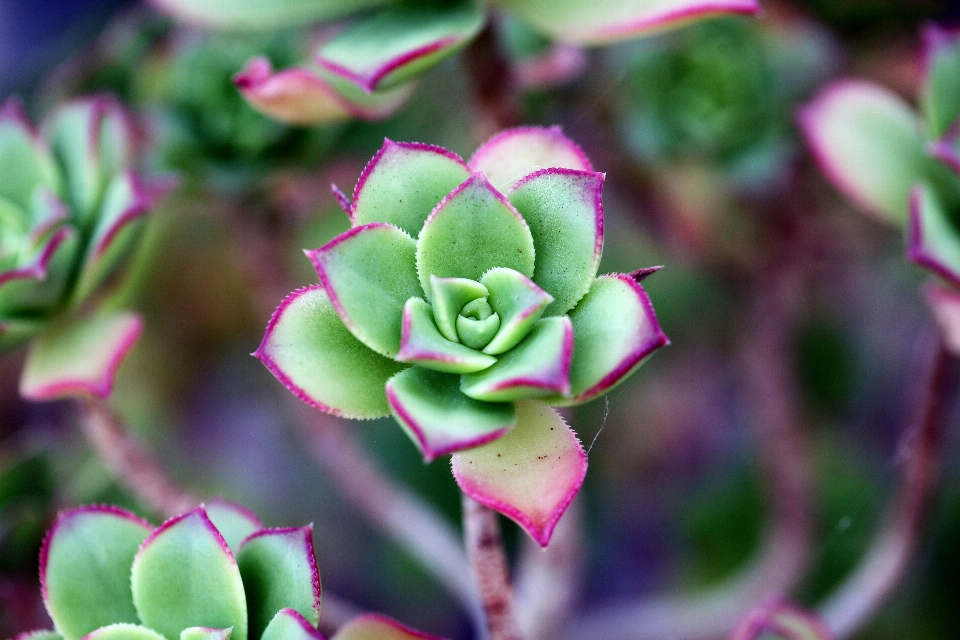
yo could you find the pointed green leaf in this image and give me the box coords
[0,100,60,210]
[237,527,321,639]
[203,499,262,552]
[456,309,500,350]
[255,285,406,419]
[313,67,417,121]
[331,614,443,640]
[907,182,960,287]
[41,505,152,640]
[479,267,552,355]
[0,316,45,351]
[180,629,232,640]
[396,297,495,373]
[131,508,248,640]
[799,80,927,223]
[81,625,167,640]
[307,224,421,357]
[452,401,586,547]
[0,225,78,318]
[19,312,142,401]
[507,169,603,316]
[429,275,488,342]
[491,0,759,45]
[922,26,960,138]
[416,173,535,296]
[316,4,484,92]
[352,140,470,237]
[150,0,388,30]
[461,317,572,402]
[260,610,323,640]
[468,125,592,192]
[386,366,516,461]
[548,274,668,406]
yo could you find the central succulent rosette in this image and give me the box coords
[256,126,667,545]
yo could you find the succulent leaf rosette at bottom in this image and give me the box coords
[256,126,668,546]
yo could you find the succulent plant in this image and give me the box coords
[255,126,668,546]
[150,0,762,126]
[0,96,167,401]
[728,601,833,640]
[24,501,441,640]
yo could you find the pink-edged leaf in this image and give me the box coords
[925,283,960,356]
[452,400,586,547]
[921,25,960,139]
[493,0,759,45]
[234,58,354,126]
[396,297,496,373]
[80,625,167,640]
[629,265,663,282]
[331,183,352,216]
[19,311,142,401]
[203,498,263,551]
[131,507,248,640]
[351,139,470,237]
[0,225,78,317]
[26,187,71,247]
[331,613,444,640]
[0,98,60,210]
[315,4,484,92]
[149,0,386,30]
[907,182,960,288]
[254,285,406,419]
[416,173,535,295]
[386,366,516,462]
[237,526,322,639]
[798,80,926,224]
[468,125,592,192]
[180,628,233,640]
[507,168,603,316]
[261,609,325,640]
[306,223,422,357]
[514,43,588,91]
[547,274,668,406]
[41,505,152,640]
[729,600,833,640]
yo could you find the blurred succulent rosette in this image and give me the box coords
[256,126,668,546]
[0,96,167,401]
[149,0,761,127]
[22,500,440,640]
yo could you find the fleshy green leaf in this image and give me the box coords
[180,629,232,640]
[331,614,443,640]
[461,316,572,402]
[491,0,759,45]
[351,140,470,237]
[260,609,323,640]
[479,267,552,355]
[452,400,586,547]
[386,366,516,461]
[80,625,167,640]
[907,182,960,288]
[416,173,535,296]
[922,26,960,139]
[0,99,60,210]
[237,527,321,639]
[316,4,484,92]
[468,125,592,192]
[396,297,496,373]
[41,505,152,640]
[131,508,248,640]
[429,275,488,342]
[234,58,355,126]
[19,312,142,401]
[150,0,388,30]
[255,285,406,419]
[0,316,45,351]
[203,499,262,552]
[507,169,603,316]
[0,225,78,318]
[926,283,960,357]
[307,223,421,357]
[548,274,668,406]
[799,80,926,223]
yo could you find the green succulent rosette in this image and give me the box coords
[256,126,668,545]
[0,96,167,400]
[24,501,441,640]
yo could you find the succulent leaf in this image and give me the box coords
[547,274,668,405]
[0,100,60,209]
[131,508,248,640]
[799,80,926,223]
[255,286,406,419]
[315,4,485,93]
[150,0,388,30]
[237,527,321,639]
[233,58,354,126]
[204,499,263,552]
[429,275,489,342]
[386,366,516,461]
[452,400,586,546]
[330,614,443,640]
[180,629,232,640]
[80,625,167,640]
[479,267,552,355]
[307,223,422,357]
[907,182,960,288]
[352,141,470,237]
[260,609,324,640]
[19,312,142,401]
[0,225,78,319]
[41,506,151,640]
[468,126,592,192]
[507,169,604,316]
[396,297,496,373]
[922,26,960,139]
[416,173,535,293]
